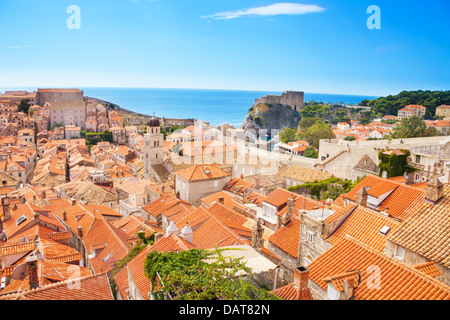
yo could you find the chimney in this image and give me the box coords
[180,222,194,244]
[1,197,11,221]
[166,220,179,237]
[293,266,310,290]
[71,198,76,206]
[63,210,67,221]
[356,187,368,207]
[26,252,39,290]
[154,232,164,243]
[218,196,225,205]
[161,186,165,193]
[77,226,83,237]
[426,165,444,204]
[251,218,264,250]
[280,193,296,226]
[240,174,244,180]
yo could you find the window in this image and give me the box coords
[395,245,405,261]
[415,155,421,163]
[307,231,315,244]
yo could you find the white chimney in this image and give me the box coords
[166,220,179,237]
[180,222,194,244]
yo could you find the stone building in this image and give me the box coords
[174,164,232,206]
[254,91,304,112]
[143,117,167,181]
[48,100,86,128]
[35,88,84,106]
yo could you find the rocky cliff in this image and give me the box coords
[240,103,301,131]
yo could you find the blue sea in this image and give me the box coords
[1,87,378,127]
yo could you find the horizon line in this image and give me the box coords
[0,85,384,98]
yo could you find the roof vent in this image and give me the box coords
[379,226,391,236]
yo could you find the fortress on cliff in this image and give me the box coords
[254,91,304,112]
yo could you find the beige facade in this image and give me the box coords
[175,175,231,206]
[49,100,86,128]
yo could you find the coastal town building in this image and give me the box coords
[398,104,426,119]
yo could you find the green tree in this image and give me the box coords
[389,116,441,139]
[344,136,356,141]
[18,99,31,114]
[279,127,297,143]
[298,117,320,131]
[303,146,318,158]
[297,120,335,149]
[144,248,279,300]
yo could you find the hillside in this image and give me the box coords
[241,103,301,131]
[359,90,450,119]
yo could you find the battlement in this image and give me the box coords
[254,91,304,112]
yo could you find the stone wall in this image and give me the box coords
[316,136,449,181]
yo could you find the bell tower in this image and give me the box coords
[144,117,164,178]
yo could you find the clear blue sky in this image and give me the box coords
[0,0,449,96]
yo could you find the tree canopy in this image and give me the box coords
[144,248,279,300]
[279,127,297,143]
[297,120,335,149]
[389,116,441,139]
[361,90,450,119]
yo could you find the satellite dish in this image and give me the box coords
[11,263,28,281]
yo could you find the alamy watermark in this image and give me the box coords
[367,5,381,30]
[67,5,81,30]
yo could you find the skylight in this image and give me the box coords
[379,226,391,236]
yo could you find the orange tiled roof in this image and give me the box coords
[113,267,129,300]
[344,174,426,221]
[126,245,153,300]
[413,262,443,278]
[264,188,292,208]
[0,273,113,300]
[308,236,450,300]
[324,205,401,252]
[268,215,300,258]
[271,283,312,300]
[0,242,36,257]
[142,194,192,218]
[323,270,361,292]
[387,184,450,268]
[149,233,196,252]
[175,164,231,181]
[206,202,252,239]
[174,207,250,249]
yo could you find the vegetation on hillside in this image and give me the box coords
[359,90,450,119]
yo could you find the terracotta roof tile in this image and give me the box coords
[387,184,450,268]
[325,205,401,252]
[0,273,113,300]
[175,164,231,182]
[413,262,443,278]
[268,215,301,258]
[307,236,450,300]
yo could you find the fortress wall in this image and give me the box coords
[255,91,304,111]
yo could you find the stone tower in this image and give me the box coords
[144,117,164,178]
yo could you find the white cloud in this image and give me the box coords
[202,3,325,20]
